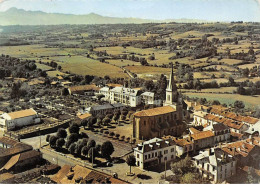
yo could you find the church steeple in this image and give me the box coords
[167,62,177,92]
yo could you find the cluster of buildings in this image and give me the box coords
[132,66,260,183]
[193,104,260,139]
[51,164,129,184]
[0,137,42,174]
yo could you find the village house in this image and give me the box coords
[84,103,125,116]
[141,92,162,106]
[99,86,110,100]
[133,137,177,170]
[51,165,129,184]
[162,135,194,157]
[0,150,42,173]
[68,84,100,95]
[193,148,236,183]
[0,137,33,168]
[204,114,248,134]
[109,87,142,107]
[221,138,260,170]
[191,130,215,151]
[204,123,231,144]
[0,108,41,131]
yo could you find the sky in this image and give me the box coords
[0,0,259,22]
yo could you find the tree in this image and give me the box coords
[87,139,96,150]
[57,128,67,139]
[88,147,98,161]
[247,167,257,184]
[234,100,245,110]
[102,117,111,126]
[68,133,79,143]
[113,114,120,123]
[171,155,193,176]
[81,146,89,157]
[56,138,65,149]
[49,136,58,148]
[181,172,200,184]
[62,88,69,96]
[228,76,235,86]
[126,155,136,174]
[69,124,80,134]
[69,143,77,154]
[75,140,84,156]
[101,141,114,160]
[46,134,51,142]
[88,117,97,129]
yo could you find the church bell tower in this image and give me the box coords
[164,63,178,106]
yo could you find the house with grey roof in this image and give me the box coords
[109,87,142,107]
[85,103,126,116]
[134,137,177,170]
[193,148,236,183]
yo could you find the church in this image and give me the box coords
[133,64,187,140]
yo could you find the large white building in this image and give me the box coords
[193,148,236,183]
[0,108,41,131]
[109,87,142,107]
[133,137,177,170]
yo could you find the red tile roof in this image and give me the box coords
[134,106,176,117]
[7,108,37,120]
[191,130,214,140]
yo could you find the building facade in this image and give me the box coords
[0,108,40,131]
[134,138,177,170]
[132,64,186,140]
[193,148,236,183]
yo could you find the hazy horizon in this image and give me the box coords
[0,0,259,22]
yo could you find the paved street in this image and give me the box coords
[21,133,55,149]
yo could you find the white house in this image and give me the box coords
[204,123,231,144]
[0,108,41,131]
[141,92,162,106]
[193,148,236,183]
[109,87,142,107]
[134,137,177,170]
[99,87,110,101]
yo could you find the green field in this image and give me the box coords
[184,92,260,109]
[48,55,129,78]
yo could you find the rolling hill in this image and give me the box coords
[0,8,208,25]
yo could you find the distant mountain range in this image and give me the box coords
[0,8,209,25]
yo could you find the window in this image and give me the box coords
[207,164,209,171]
[148,154,150,159]
[152,153,154,158]
[164,150,168,154]
[212,166,215,171]
[164,157,167,161]
[171,155,174,159]
[171,148,174,152]
[155,152,157,157]
[144,120,146,126]
[145,155,147,160]
[137,154,139,158]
